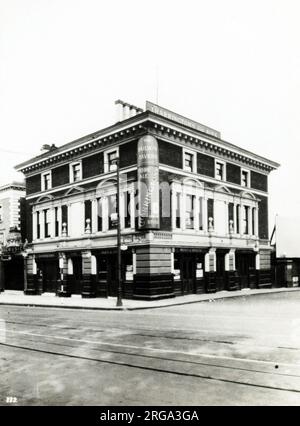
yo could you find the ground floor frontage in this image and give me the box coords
[10,242,284,301]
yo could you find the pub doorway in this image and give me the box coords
[236,251,256,289]
[37,258,59,293]
[216,250,227,291]
[71,256,83,295]
[3,256,24,290]
[95,250,132,298]
[174,250,205,295]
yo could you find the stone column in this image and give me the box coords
[180,191,185,230]
[32,211,37,241]
[39,210,45,239]
[50,208,56,238]
[194,195,199,230]
[233,202,237,234]
[92,199,98,233]
[102,196,108,232]
[171,189,176,230]
[57,206,62,237]
[255,207,259,237]
[202,196,208,232]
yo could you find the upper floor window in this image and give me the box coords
[105,148,119,173]
[183,150,196,173]
[185,194,195,229]
[242,205,249,235]
[44,209,50,238]
[175,192,181,229]
[215,161,225,181]
[70,162,82,183]
[41,171,51,191]
[241,169,250,187]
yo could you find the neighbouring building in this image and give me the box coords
[272,215,300,288]
[15,100,279,300]
[0,181,26,291]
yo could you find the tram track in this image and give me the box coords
[2,327,300,396]
[1,338,300,396]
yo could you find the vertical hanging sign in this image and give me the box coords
[137,135,160,229]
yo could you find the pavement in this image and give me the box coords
[0,286,299,311]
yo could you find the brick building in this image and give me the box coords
[15,101,279,300]
[0,182,26,291]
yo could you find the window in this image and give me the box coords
[71,162,81,182]
[183,151,195,173]
[185,194,195,229]
[54,207,59,237]
[215,161,225,180]
[242,205,249,235]
[41,172,51,191]
[84,200,92,231]
[252,207,256,235]
[207,199,214,229]
[241,170,249,187]
[36,211,40,239]
[97,198,103,232]
[199,197,203,230]
[108,194,117,230]
[44,209,50,238]
[104,148,119,173]
[61,205,68,234]
[228,202,234,232]
[176,193,181,229]
[124,191,131,228]
[236,204,240,233]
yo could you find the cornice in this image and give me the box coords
[15,111,280,176]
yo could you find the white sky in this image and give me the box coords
[1,0,299,230]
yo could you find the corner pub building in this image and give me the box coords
[15,100,279,300]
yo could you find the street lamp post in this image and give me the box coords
[116,157,123,307]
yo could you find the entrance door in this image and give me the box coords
[72,257,82,294]
[181,255,195,294]
[107,254,118,297]
[42,259,59,293]
[3,256,24,290]
[216,251,226,291]
[236,252,255,289]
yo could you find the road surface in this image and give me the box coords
[1,291,300,406]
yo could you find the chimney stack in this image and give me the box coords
[114,100,143,122]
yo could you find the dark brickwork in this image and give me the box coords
[26,174,41,195]
[197,152,215,177]
[226,162,241,185]
[119,140,137,168]
[82,152,104,179]
[25,203,33,243]
[258,195,268,239]
[251,171,268,192]
[158,140,182,168]
[52,164,70,188]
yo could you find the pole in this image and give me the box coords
[116,158,123,307]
